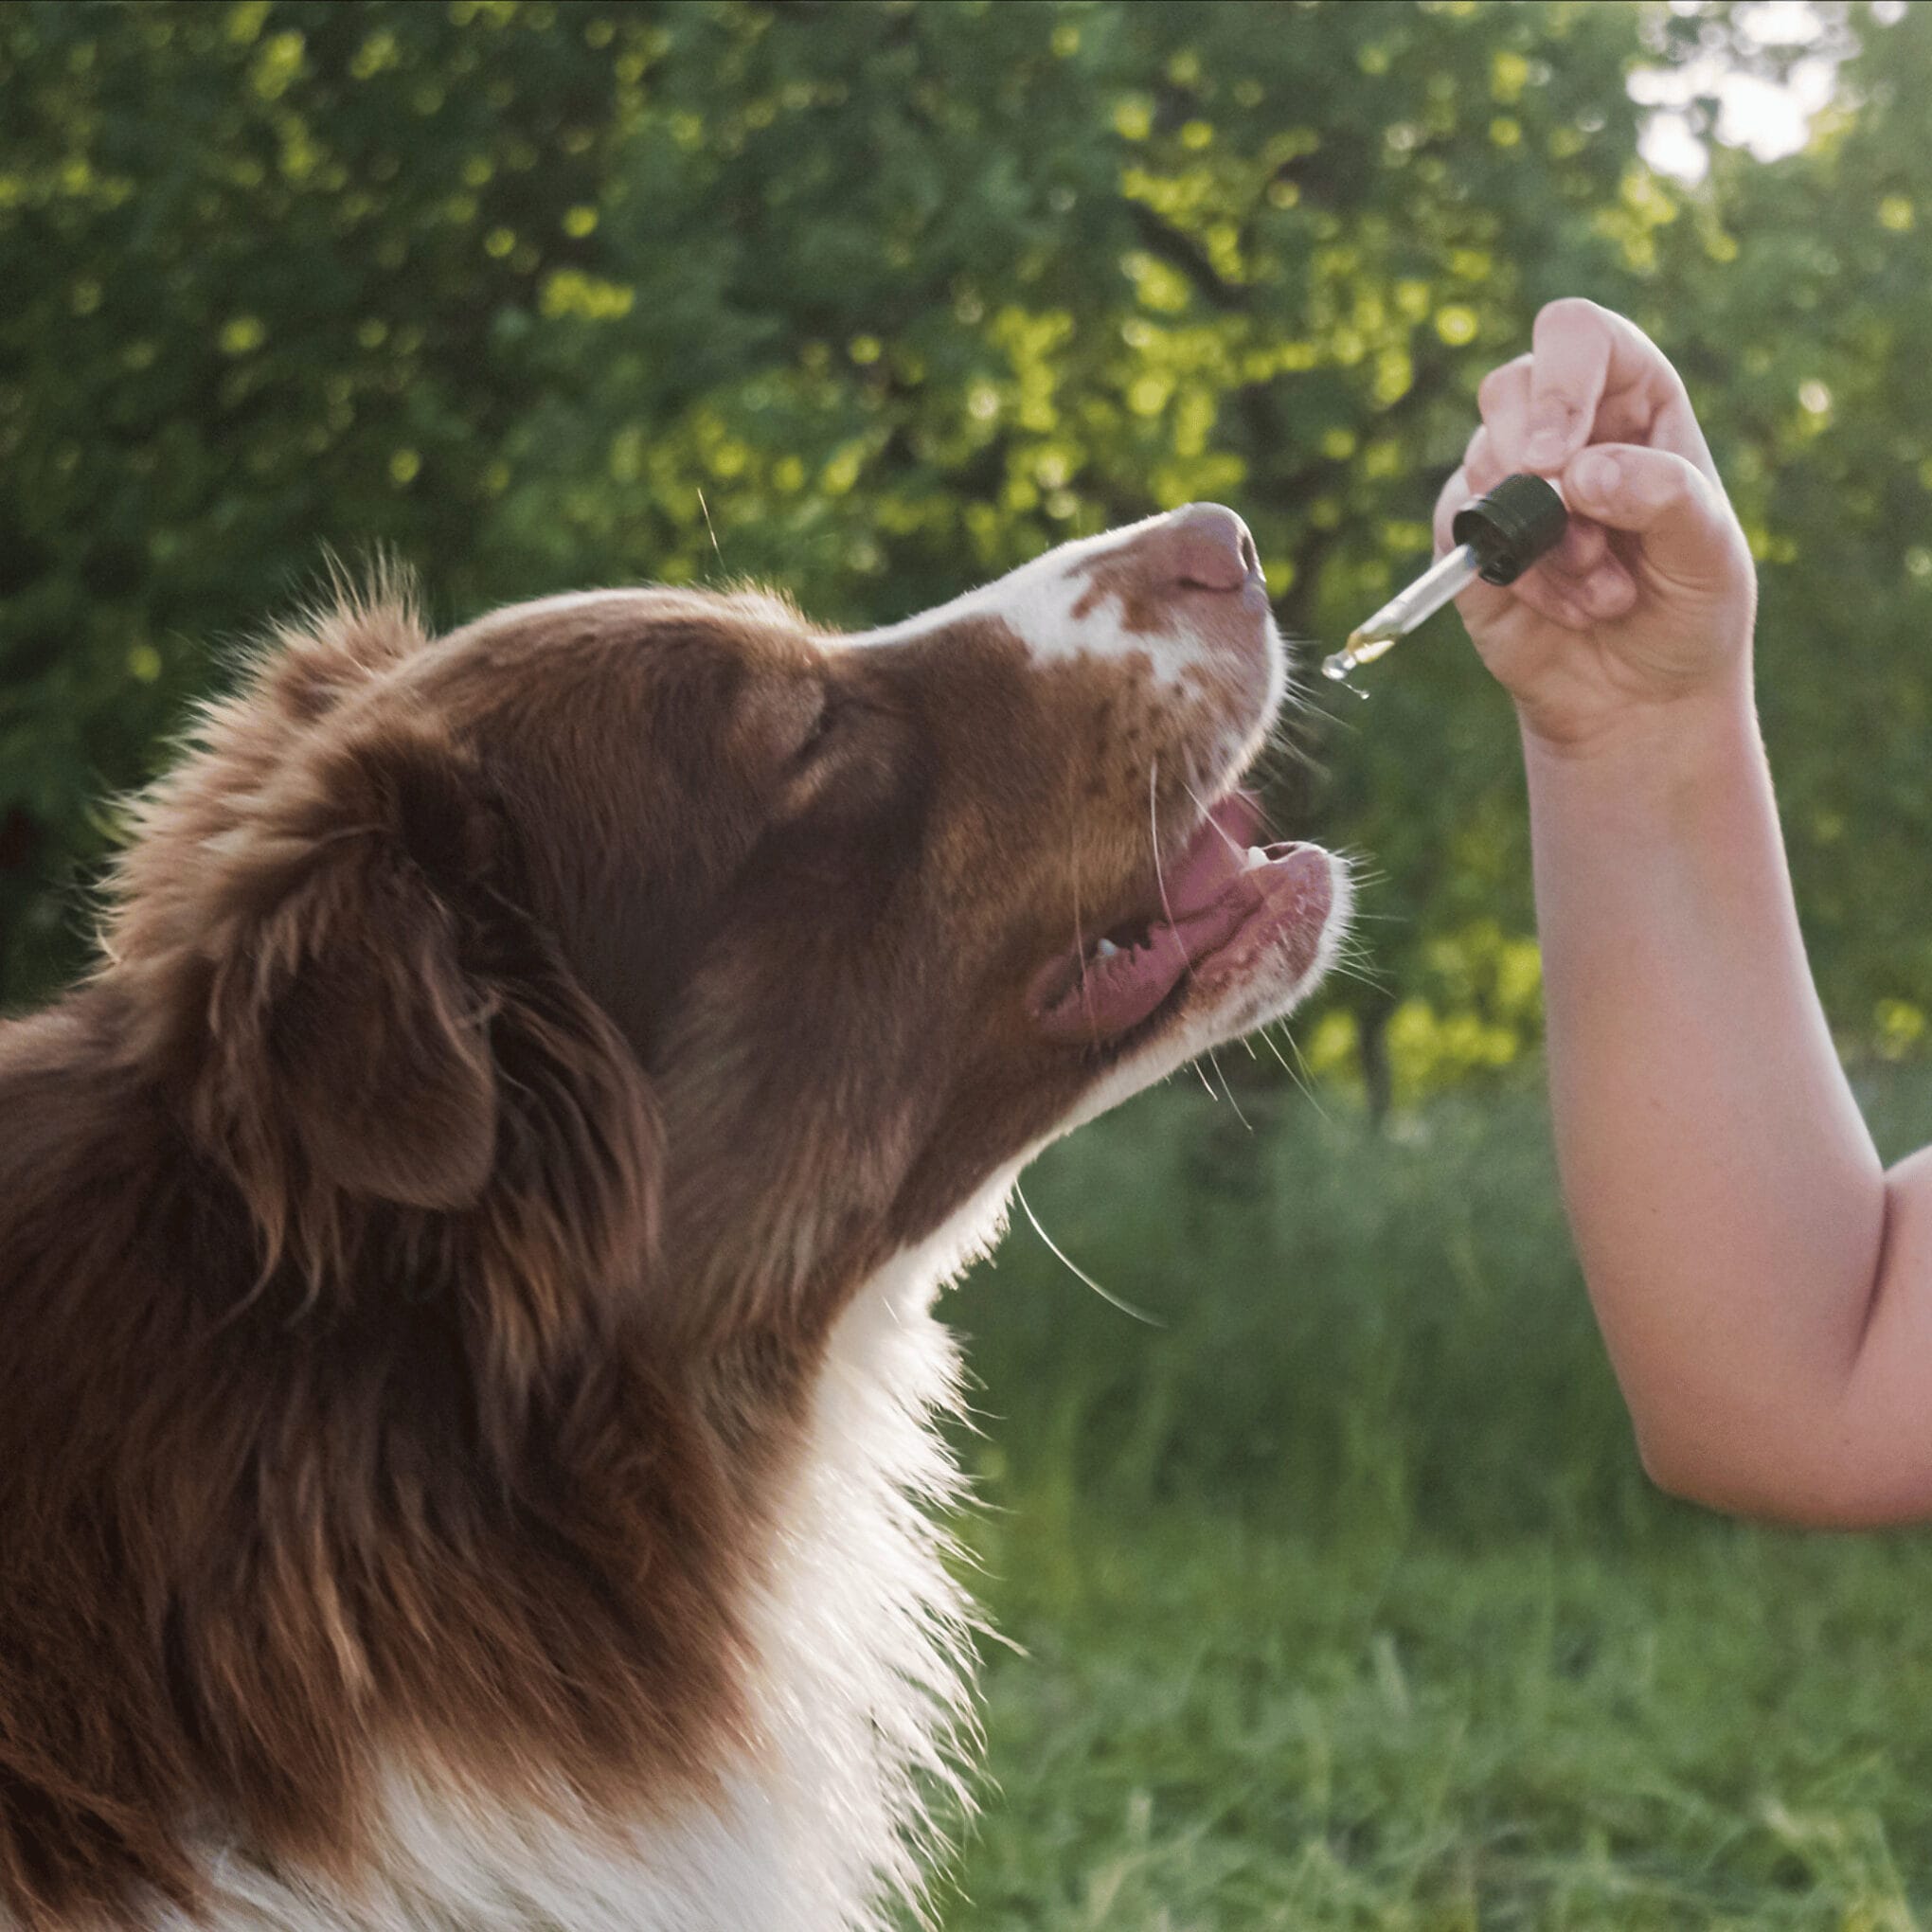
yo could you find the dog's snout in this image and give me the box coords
[1164,503,1261,593]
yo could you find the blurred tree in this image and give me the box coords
[1,0,1927,1112]
[1673,5,1932,1077]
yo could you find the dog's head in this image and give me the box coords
[105,509,1347,1356]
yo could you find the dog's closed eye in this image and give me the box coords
[789,690,838,769]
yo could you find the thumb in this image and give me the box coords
[1560,443,1741,588]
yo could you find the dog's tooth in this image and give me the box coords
[1094,938,1120,958]
[1243,845,1271,871]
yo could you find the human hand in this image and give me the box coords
[1435,298,1758,754]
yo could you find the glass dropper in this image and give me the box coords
[1322,472,1568,683]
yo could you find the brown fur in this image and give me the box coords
[0,547,1272,1927]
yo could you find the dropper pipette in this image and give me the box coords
[1322,472,1568,683]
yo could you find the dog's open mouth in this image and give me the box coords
[1029,793,1333,1046]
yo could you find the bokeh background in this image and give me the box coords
[7,1,1932,1923]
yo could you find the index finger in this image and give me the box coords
[1522,298,1715,483]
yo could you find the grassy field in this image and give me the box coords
[929,1069,1932,1930]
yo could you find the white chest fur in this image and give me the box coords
[163,1186,1011,1932]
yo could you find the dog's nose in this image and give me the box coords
[1163,503,1261,593]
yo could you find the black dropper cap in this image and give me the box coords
[1450,473,1568,586]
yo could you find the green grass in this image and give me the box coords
[925,1070,1932,1929]
[951,1514,1932,1930]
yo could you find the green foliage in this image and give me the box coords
[1687,9,1932,1061]
[959,1072,1643,1542]
[2,0,1930,1082]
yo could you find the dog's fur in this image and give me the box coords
[0,512,1347,1930]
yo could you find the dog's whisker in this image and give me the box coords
[1205,1044,1253,1131]
[1150,757,1210,1087]
[1066,775,1097,1047]
[1148,757,1177,934]
[695,486,724,572]
[1265,1019,1333,1123]
[1181,776,1242,856]
[1014,1180,1163,1327]
[1258,1021,1298,1081]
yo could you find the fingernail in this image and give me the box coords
[1572,449,1619,498]
[1524,427,1569,468]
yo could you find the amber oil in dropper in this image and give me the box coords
[1321,473,1569,685]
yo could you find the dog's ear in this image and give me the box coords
[199,714,503,1223]
[182,713,660,1338]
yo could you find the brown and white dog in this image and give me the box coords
[0,505,1348,1931]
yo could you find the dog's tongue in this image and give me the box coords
[1030,795,1311,1046]
[1159,792,1266,921]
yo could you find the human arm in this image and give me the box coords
[1441,298,1932,1525]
